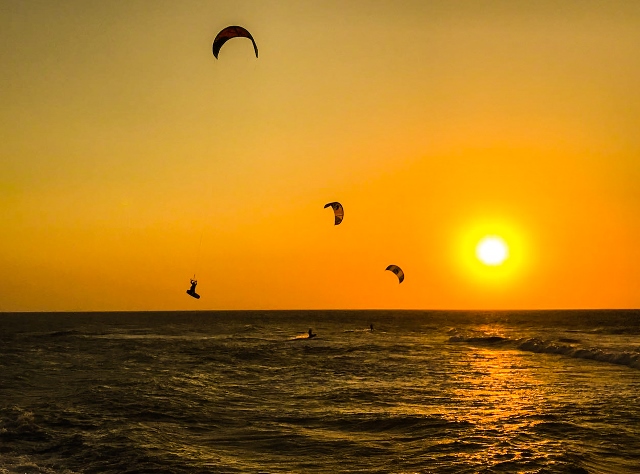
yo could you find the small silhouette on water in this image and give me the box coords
[186,279,200,299]
[308,328,317,339]
[370,324,374,332]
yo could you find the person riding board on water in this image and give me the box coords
[186,278,200,299]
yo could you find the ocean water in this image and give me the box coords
[1,310,639,473]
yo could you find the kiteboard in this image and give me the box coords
[186,290,200,299]
[289,334,317,341]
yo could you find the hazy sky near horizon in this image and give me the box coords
[1,0,639,311]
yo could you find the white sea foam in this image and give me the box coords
[449,328,640,369]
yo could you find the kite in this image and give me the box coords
[324,202,344,225]
[212,26,258,59]
[386,265,404,283]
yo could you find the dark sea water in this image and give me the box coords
[1,310,639,473]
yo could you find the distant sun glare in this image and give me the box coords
[476,236,509,266]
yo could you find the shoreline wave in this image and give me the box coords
[448,330,640,370]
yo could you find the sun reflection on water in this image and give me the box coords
[443,346,551,466]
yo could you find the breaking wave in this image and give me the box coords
[449,330,640,370]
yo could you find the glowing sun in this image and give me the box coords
[476,236,509,266]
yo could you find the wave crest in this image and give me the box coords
[449,330,640,370]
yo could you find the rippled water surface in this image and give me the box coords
[1,310,639,473]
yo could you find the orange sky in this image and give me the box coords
[1,1,639,311]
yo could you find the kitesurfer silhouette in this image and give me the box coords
[186,279,200,299]
[308,328,316,339]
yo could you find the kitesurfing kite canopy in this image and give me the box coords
[324,202,344,225]
[386,265,404,283]
[212,25,258,58]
